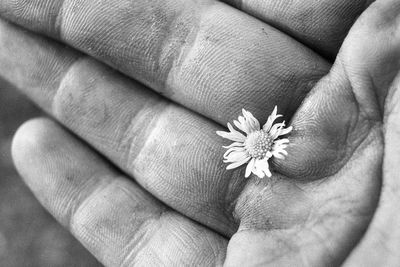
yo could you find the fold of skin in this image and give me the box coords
[2,0,400,265]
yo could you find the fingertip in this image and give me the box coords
[12,117,58,174]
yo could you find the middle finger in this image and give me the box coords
[0,0,330,124]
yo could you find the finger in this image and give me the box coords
[0,0,330,125]
[344,74,400,267]
[226,0,396,264]
[339,0,400,265]
[276,0,398,180]
[0,19,243,236]
[222,0,374,58]
[12,118,227,266]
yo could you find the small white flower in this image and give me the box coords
[216,106,292,178]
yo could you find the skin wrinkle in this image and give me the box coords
[69,178,161,236]
[125,213,226,266]
[70,181,164,266]
[128,106,239,235]
[63,173,116,229]
[161,2,204,96]
[52,58,172,170]
[107,187,169,266]
[0,20,80,113]
[234,176,312,231]
[58,0,206,94]
[120,99,169,170]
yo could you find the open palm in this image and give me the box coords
[1,0,399,266]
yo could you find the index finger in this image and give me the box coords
[0,0,330,125]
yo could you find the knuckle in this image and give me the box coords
[52,57,108,128]
[70,178,163,266]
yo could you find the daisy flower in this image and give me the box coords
[216,106,292,178]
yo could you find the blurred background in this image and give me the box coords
[0,80,101,266]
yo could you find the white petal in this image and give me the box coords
[216,123,246,142]
[216,131,244,142]
[226,157,251,170]
[224,150,248,162]
[280,150,288,156]
[227,123,247,138]
[253,158,272,178]
[263,106,282,132]
[223,147,246,158]
[273,139,289,146]
[273,142,289,152]
[275,145,288,151]
[272,143,288,159]
[223,142,245,149]
[252,165,265,178]
[278,126,293,137]
[233,119,248,134]
[262,166,272,177]
[242,109,260,132]
[234,115,250,134]
[269,122,285,138]
[272,151,285,159]
[245,158,256,178]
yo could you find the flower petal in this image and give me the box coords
[227,122,247,139]
[242,109,260,132]
[263,106,282,132]
[245,158,256,178]
[258,158,272,177]
[222,142,245,149]
[226,157,251,170]
[269,122,285,138]
[272,151,285,159]
[224,150,248,162]
[278,126,293,137]
[233,120,247,134]
[253,158,272,178]
[273,138,289,146]
[217,105,291,179]
[223,147,246,158]
[216,123,246,142]
[252,165,265,178]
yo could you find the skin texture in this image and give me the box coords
[1,0,400,266]
[221,0,375,58]
[0,0,331,124]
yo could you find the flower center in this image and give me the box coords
[245,130,274,159]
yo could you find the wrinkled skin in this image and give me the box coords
[1,0,400,266]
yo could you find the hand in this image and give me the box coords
[1,0,397,265]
